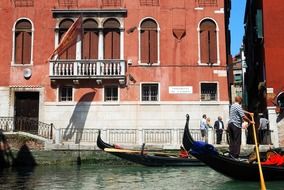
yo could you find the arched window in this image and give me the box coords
[140,19,158,64]
[14,19,32,64]
[82,19,98,59]
[199,19,217,64]
[58,19,76,59]
[103,19,120,59]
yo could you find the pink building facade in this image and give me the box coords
[0,0,229,146]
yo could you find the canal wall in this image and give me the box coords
[0,133,133,167]
[1,133,274,168]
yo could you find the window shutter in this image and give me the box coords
[15,32,23,64]
[141,30,149,63]
[103,19,120,59]
[104,31,112,59]
[112,30,120,59]
[22,32,31,64]
[200,30,209,63]
[140,19,158,64]
[200,20,217,64]
[15,19,32,64]
[209,31,217,63]
[82,31,90,59]
[149,30,157,63]
[82,19,98,59]
[90,32,98,59]
[83,31,98,59]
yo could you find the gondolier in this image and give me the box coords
[228,96,254,159]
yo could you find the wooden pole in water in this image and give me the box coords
[250,113,266,190]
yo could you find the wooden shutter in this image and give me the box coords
[140,19,157,64]
[200,30,209,63]
[23,32,31,64]
[83,31,98,59]
[15,20,32,64]
[104,30,112,59]
[104,30,120,59]
[15,32,23,64]
[90,32,98,59]
[149,30,157,63]
[200,20,217,64]
[209,31,217,63]
[141,30,149,63]
[103,19,120,59]
[82,31,90,59]
[112,30,120,59]
[82,19,98,59]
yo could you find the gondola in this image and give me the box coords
[182,114,284,181]
[97,130,204,167]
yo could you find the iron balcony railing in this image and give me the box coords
[0,117,53,140]
[49,59,126,80]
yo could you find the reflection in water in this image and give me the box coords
[0,165,284,190]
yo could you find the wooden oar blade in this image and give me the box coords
[104,148,140,154]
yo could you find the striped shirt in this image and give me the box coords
[229,102,245,128]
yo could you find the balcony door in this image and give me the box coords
[103,19,120,59]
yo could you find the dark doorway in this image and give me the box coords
[14,92,39,133]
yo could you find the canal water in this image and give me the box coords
[0,165,283,190]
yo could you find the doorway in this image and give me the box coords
[14,92,39,133]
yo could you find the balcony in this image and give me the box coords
[49,59,126,82]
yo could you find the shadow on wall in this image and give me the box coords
[63,91,96,144]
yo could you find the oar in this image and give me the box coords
[104,148,141,154]
[249,113,266,190]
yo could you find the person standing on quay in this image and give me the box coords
[200,114,207,141]
[228,96,254,158]
[214,116,224,144]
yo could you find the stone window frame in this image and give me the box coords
[138,17,160,65]
[11,17,34,66]
[140,82,160,102]
[197,17,220,66]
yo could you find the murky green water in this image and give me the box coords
[0,165,283,190]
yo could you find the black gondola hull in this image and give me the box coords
[97,130,204,167]
[182,114,284,181]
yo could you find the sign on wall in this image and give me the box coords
[169,86,193,94]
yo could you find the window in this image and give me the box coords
[102,0,122,7]
[140,0,159,6]
[59,86,73,102]
[234,74,242,83]
[140,19,158,64]
[103,19,120,59]
[82,19,99,59]
[196,0,217,7]
[58,0,78,7]
[13,0,34,7]
[141,83,159,101]
[199,19,217,64]
[58,19,76,59]
[14,19,32,65]
[104,86,118,101]
[201,83,217,101]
